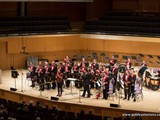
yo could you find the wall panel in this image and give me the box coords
[27,2,86,21]
[79,37,89,51]
[7,37,22,54]
[112,0,160,13]
[0,2,17,17]
[112,0,139,11]
[89,39,105,52]
[1,34,160,69]
[0,42,7,69]
[25,36,46,52]
[45,36,55,51]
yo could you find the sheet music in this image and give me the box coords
[67,78,77,81]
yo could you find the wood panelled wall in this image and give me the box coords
[27,2,86,21]
[0,1,160,18]
[0,2,17,16]
[112,0,160,12]
[0,34,160,70]
[112,0,139,11]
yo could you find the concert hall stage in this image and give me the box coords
[0,69,160,120]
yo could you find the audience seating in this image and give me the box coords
[0,16,71,36]
[84,15,160,36]
[0,97,143,120]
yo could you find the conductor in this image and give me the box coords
[81,70,91,98]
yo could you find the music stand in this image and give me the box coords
[114,54,119,58]
[78,89,84,103]
[73,55,78,60]
[66,78,77,95]
[157,61,160,67]
[131,56,137,60]
[139,53,144,57]
[92,52,97,56]
[105,56,110,62]
[105,56,110,60]
[100,52,106,63]
[93,55,98,60]
[148,55,153,58]
[122,56,128,60]
[55,60,59,62]
[87,55,91,61]
[81,55,85,59]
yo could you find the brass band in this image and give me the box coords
[27,55,160,101]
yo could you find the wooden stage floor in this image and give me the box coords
[1,69,160,114]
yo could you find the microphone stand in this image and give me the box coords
[18,66,24,92]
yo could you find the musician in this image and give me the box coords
[38,65,45,91]
[64,56,70,64]
[58,63,65,73]
[109,56,117,66]
[44,62,50,75]
[117,71,124,91]
[80,58,89,68]
[51,61,58,89]
[91,59,99,72]
[56,69,63,97]
[141,61,147,67]
[29,62,36,87]
[123,70,131,100]
[81,70,91,98]
[102,72,110,100]
[44,61,51,90]
[64,63,71,88]
[96,67,101,75]
[101,65,106,73]
[130,68,136,98]
[95,67,101,89]
[73,62,79,73]
[126,58,132,70]
[111,64,118,92]
[73,62,81,88]
[79,63,86,74]
[111,64,118,76]
[96,66,106,99]
[157,68,160,77]
[89,68,95,89]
